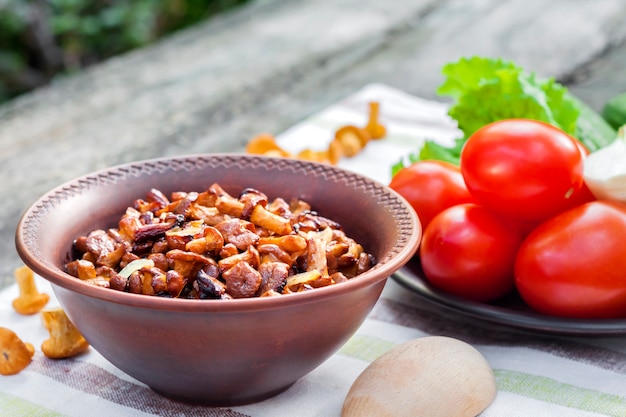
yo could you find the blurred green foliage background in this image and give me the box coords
[0,0,250,104]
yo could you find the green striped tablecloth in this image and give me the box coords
[2,84,626,416]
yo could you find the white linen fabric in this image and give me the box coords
[2,84,625,417]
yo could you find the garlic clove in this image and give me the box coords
[342,336,497,417]
[583,127,626,202]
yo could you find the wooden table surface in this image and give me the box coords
[2,0,626,289]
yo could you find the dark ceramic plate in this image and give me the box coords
[392,257,626,336]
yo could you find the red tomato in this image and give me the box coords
[575,139,590,156]
[565,179,595,208]
[389,160,473,229]
[563,139,596,208]
[420,204,525,302]
[515,201,626,318]
[460,119,584,222]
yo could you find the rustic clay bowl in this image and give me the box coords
[15,154,420,406]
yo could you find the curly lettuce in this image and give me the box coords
[412,56,614,167]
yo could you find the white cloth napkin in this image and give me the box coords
[2,84,626,417]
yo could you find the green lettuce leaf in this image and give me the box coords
[439,57,579,138]
[402,56,614,167]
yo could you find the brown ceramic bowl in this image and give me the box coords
[15,154,420,406]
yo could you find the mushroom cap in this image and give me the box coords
[12,265,50,315]
[0,327,34,375]
[12,293,50,315]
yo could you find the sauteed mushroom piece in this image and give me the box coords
[66,183,376,299]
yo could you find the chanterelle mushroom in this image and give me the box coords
[364,101,387,139]
[0,327,35,375]
[245,133,292,158]
[41,308,90,359]
[12,265,50,315]
[334,125,371,157]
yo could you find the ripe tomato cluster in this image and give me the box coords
[390,119,626,319]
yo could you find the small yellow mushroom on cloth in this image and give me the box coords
[333,126,371,157]
[245,101,386,165]
[342,336,497,417]
[245,133,292,158]
[40,307,90,359]
[12,265,50,315]
[0,327,35,375]
[364,101,387,139]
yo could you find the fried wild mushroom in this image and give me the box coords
[41,308,90,359]
[65,259,97,280]
[169,192,199,217]
[240,188,268,219]
[303,228,333,276]
[82,229,127,268]
[283,270,333,293]
[185,226,224,255]
[222,261,262,298]
[66,183,376,299]
[257,261,290,295]
[167,249,214,278]
[146,187,170,207]
[166,270,187,298]
[250,203,293,236]
[258,234,307,253]
[12,265,50,315]
[211,184,245,218]
[165,219,206,250]
[218,246,260,272]
[293,211,342,233]
[257,243,292,264]
[134,213,185,244]
[215,218,260,250]
[195,265,229,299]
[0,327,35,375]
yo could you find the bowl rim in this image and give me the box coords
[15,153,421,312]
